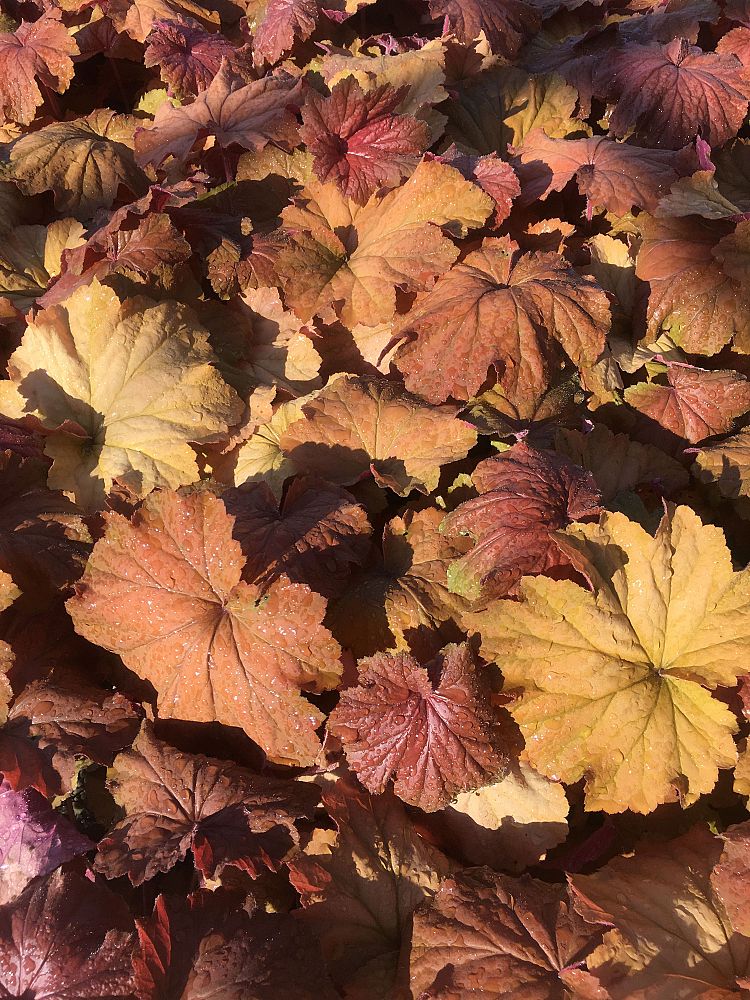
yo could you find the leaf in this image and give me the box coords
[0,10,78,126]
[0,680,144,797]
[435,146,520,227]
[426,0,540,59]
[599,38,750,148]
[434,759,569,874]
[7,110,149,220]
[0,783,93,904]
[287,776,454,1000]
[328,507,472,659]
[625,361,750,443]
[441,443,601,601]
[393,236,611,404]
[113,0,221,42]
[135,62,302,168]
[144,17,235,98]
[554,424,689,502]
[95,721,319,884]
[300,77,430,205]
[280,375,478,496]
[275,158,493,328]
[636,214,750,354]
[694,426,750,499]
[0,868,135,999]
[67,489,341,766]
[469,506,747,813]
[571,825,750,998]
[0,219,85,311]
[515,130,696,215]
[249,0,319,66]
[711,822,750,938]
[329,643,507,811]
[231,396,307,493]
[0,571,19,726]
[3,280,242,508]
[410,867,606,999]
[223,475,371,598]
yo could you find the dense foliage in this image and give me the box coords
[1,0,750,996]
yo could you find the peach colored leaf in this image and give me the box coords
[329,643,506,811]
[94,721,319,885]
[287,776,454,1000]
[410,868,606,999]
[300,77,430,205]
[441,443,601,601]
[625,362,750,443]
[3,280,242,508]
[280,375,478,496]
[224,475,371,599]
[276,158,492,327]
[67,490,341,766]
[571,826,750,998]
[711,821,750,938]
[694,426,750,499]
[328,507,471,659]
[469,506,746,813]
[7,110,149,221]
[113,0,221,42]
[393,236,610,404]
[0,10,78,126]
[135,62,302,168]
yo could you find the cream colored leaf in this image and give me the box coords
[0,219,84,311]
[3,280,242,507]
[470,506,745,813]
[232,396,310,494]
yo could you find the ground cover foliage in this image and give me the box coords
[2,0,750,996]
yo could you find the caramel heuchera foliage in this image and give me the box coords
[2,0,750,993]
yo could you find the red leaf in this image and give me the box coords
[0,10,78,126]
[427,0,541,58]
[300,77,430,204]
[144,17,235,98]
[251,0,320,65]
[329,643,507,811]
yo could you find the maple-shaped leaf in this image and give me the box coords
[276,158,493,328]
[329,643,506,812]
[426,0,540,59]
[224,476,370,599]
[0,783,93,904]
[625,361,750,443]
[554,423,690,502]
[470,506,748,813]
[694,426,750,500]
[280,375,478,496]
[0,867,135,998]
[4,280,242,508]
[410,867,605,999]
[598,38,750,148]
[0,452,90,596]
[328,508,471,659]
[441,443,601,601]
[134,890,338,1000]
[0,10,78,126]
[288,776,454,1000]
[144,17,234,98]
[249,0,319,65]
[435,146,520,227]
[571,825,750,997]
[7,110,149,221]
[393,236,610,404]
[0,680,143,797]
[95,721,319,885]
[433,758,569,874]
[300,77,430,205]
[636,214,750,354]
[0,219,85,312]
[515,130,696,216]
[67,490,341,766]
[135,62,302,168]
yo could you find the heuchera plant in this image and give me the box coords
[2,0,750,995]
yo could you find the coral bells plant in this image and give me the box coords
[3,0,750,995]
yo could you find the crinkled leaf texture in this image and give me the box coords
[67,489,341,765]
[470,506,747,813]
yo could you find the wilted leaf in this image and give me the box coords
[442,442,601,600]
[67,489,341,765]
[470,506,746,813]
[329,643,506,811]
[280,375,478,496]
